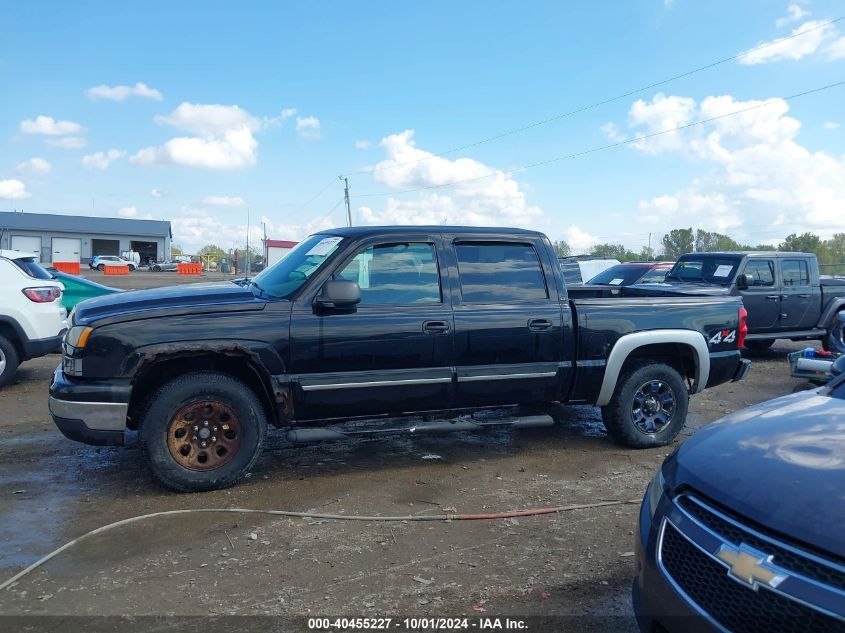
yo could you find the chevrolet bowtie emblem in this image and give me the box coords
[715,543,788,590]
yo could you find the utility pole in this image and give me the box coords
[647,232,652,259]
[246,207,251,279]
[340,176,352,227]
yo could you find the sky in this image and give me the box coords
[1,0,844,254]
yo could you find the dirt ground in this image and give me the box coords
[0,271,811,630]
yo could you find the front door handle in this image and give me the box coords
[766,295,779,301]
[528,318,553,332]
[422,320,450,335]
[797,294,810,299]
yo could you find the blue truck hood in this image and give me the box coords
[665,389,845,559]
[72,282,265,326]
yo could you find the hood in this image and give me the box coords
[638,282,732,296]
[73,281,265,326]
[666,389,845,559]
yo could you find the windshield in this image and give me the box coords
[666,255,742,285]
[589,265,650,286]
[249,234,344,298]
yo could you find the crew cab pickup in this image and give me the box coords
[658,251,845,352]
[50,227,750,491]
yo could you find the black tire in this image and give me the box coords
[601,361,689,448]
[97,264,105,271]
[128,264,136,271]
[139,371,266,492]
[0,335,20,389]
[152,265,161,272]
[822,313,845,354]
[744,339,774,351]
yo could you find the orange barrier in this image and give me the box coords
[53,262,81,275]
[103,265,129,276]
[177,263,203,276]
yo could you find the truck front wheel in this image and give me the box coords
[601,361,688,448]
[139,371,266,492]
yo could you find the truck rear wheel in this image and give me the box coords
[140,371,266,492]
[0,335,20,388]
[822,312,845,354]
[601,361,688,448]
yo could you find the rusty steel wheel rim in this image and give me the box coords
[167,400,242,471]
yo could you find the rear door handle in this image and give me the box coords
[766,295,779,301]
[528,318,553,332]
[798,294,810,299]
[422,320,450,335]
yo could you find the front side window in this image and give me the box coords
[250,234,344,298]
[335,242,441,305]
[743,259,775,287]
[639,267,670,284]
[782,259,810,286]
[456,242,548,303]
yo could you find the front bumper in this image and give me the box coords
[21,334,64,360]
[49,365,129,446]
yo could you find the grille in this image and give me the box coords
[661,523,845,633]
[678,495,845,592]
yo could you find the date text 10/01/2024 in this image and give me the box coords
[307,617,529,630]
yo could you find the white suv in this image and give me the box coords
[0,250,68,387]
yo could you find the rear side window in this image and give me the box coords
[782,259,810,286]
[12,257,52,280]
[455,242,548,303]
[743,259,775,287]
[336,242,441,305]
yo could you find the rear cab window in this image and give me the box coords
[782,259,810,286]
[455,242,549,303]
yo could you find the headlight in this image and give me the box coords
[65,326,93,349]
[647,467,667,520]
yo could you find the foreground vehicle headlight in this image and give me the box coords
[647,467,667,519]
[65,326,92,349]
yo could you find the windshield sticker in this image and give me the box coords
[609,278,624,285]
[306,236,342,256]
[713,265,733,278]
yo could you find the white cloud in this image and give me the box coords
[86,82,163,101]
[117,206,138,218]
[776,4,810,28]
[564,226,599,252]
[611,91,845,238]
[295,116,321,139]
[170,207,331,253]
[202,195,246,207]
[823,121,840,129]
[0,179,31,199]
[624,93,696,154]
[131,102,260,170]
[20,115,82,135]
[16,157,51,174]
[82,149,126,170]
[151,188,165,198]
[46,136,87,149]
[357,130,543,229]
[281,107,297,119]
[355,140,372,150]
[739,19,837,64]
[828,36,845,59]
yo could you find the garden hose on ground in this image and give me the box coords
[0,498,639,591]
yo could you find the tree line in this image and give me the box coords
[553,230,845,271]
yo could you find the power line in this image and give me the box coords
[343,16,844,178]
[356,80,845,198]
[292,179,339,212]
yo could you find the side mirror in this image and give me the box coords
[832,355,845,378]
[315,279,361,310]
[736,273,751,290]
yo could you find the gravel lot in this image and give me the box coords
[0,271,811,630]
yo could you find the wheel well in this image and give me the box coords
[0,322,24,360]
[127,353,278,430]
[620,342,697,385]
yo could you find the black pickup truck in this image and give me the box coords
[50,226,750,491]
[657,251,845,352]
